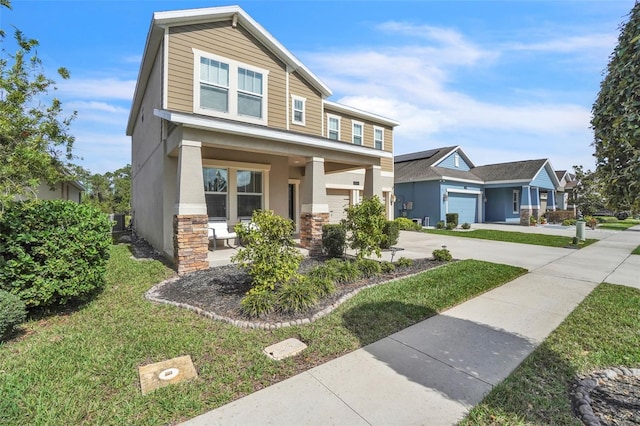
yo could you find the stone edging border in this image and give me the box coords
[572,367,640,426]
[144,268,436,330]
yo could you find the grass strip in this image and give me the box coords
[461,283,640,425]
[0,245,525,425]
[425,229,598,248]
[597,222,638,230]
[633,245,640,255]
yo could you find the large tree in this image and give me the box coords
[0,0,76,211]
[591,2,640,212]
[77,164,131,215]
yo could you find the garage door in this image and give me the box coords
[327,189,350,224]
[448,193,478,224]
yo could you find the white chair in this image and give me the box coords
[208,220,237,250]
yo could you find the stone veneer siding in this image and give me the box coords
[520,208,531,226]
[173,214,209,275]
[300,212,329,256]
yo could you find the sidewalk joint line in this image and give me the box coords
[307,371,373,426]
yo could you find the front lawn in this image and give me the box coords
[425,228,598,248]
[632,245,640,255]
[461,283,640,425]
[0,244,526,425]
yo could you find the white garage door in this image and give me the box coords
[327,189,350,224]
[448,193,478,224]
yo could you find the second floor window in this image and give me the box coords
[374,127,383,150]
[328,116,340,140]
[292,95,305,125]
[352,121,363,145]
[200,58,229,113]
[237,68,263,118]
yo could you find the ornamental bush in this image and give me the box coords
[342,195,386,260]
[0,200,112,308]
[322,224,346,258]
[0,289,26,338]
[432,248,453,262]
[232,210,303,295]
[380,220,399,249]
[446,213,459,227]
[394,217,422,231]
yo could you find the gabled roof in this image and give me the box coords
[472,159,549,182]
[394,146,480,183]
[127,5,332,135]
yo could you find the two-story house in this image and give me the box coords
[126,6,398,274]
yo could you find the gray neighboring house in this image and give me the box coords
[35,180,84,203]
[394,146,561,226]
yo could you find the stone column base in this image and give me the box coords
[300,212,329,256]
[520,209,531,226]
[173,214,209,275]
[532,209,539,221]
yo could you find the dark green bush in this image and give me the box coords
[446,221,456,230]
[277,276,318,314]
[446,213,459,227]
[0,289,26,338]
[461,222,471,229]
[381,261,395,273]
[380,220,400,249]
[307,275,336,298]
[432,248,452,262]
[0,200,112,308]
[322,224,346,258]
[240,290,276,317]
[356,259,382,278]
[395,257,414,268]
[325,259,362,283]
[436,221,445,229]
[394,217,422,231]
[343,196,386,260]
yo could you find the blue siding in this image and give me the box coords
[394,181,441,226]
[438,151,471,171]
[485,187,521,222]
[531,165,555,190]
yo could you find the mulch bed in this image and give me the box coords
[149,257,447,325]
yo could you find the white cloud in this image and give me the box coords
[57,78,136,100]
[503,33,617,53]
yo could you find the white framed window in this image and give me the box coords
[203,167,228,219]
[237,170,263,217]
[352,120,363,145]
[374,126,384,150]
[291,95,306,126]
[327,114,341,140]
[512,190,519,214]
[193,49,269,125]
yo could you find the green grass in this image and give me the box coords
[461,283,640,425]
[632,245,640,255]
[425,229,598,248]
[0,245,526,425]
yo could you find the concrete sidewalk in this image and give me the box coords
[184,226,640,426]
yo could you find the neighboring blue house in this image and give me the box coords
[394,146,561,226]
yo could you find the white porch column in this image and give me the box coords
[300,157,329,255]
[364,165,382,199]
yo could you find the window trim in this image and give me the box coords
[193,48,269,125]
[352,120,364,146]
[327,114,341,141]
[291,95,306,126]
[373,126,384,150]
[512,190,519,214]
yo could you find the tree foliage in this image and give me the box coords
[572,165,606,217]
[591,2,640,212]
[75,164,131,214]
[342,195,386,260]
[0,0,77,211]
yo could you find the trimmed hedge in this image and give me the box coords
[380,220,399,249]
[322,224,346,258]
[0,200,112,308]
[446,213,459,227]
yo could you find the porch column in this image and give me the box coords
[532,187,540,219]
[300,157,329,256]
[364,165,382,199]
[519,185,532,226]
[548,190,556,211]
[174,140,209,275]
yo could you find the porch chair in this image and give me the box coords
[208,220,238,250]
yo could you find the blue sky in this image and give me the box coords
[2,0,635,174]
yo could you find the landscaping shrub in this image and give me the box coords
[446,213,459,227]
[436,221,445,229]
[0,200,112,308]
[356,259,382,278]
[0,289,26,338]
[395,217,422,231]
[446,221,456,230]
[585,216,598,229]
[461,222,471,229]
[380,220,400,249]
[562,218,577,226]
[342,196,386,260]
[307,275,336,298]
[432,248,453,262]
[395,257,414,268]
[546,210,575,224]
[240,290,276,317]
[276,276,318,314]
[381,261,395,273]
[322,224,346,258]
[232,210,303,294]
[325,258,362,283]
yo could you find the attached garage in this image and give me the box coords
[327,189,350,223]
[447,192,478,224]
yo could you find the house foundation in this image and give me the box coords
[173,214,209,275]
[300,212,329,256]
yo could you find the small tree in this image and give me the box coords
[231,210,302,294]
[572,165,606,216]
[0,1,77,212]
[342,195,386,260]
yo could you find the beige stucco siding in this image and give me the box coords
[167,21,289,129]
[289,71,323,136]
